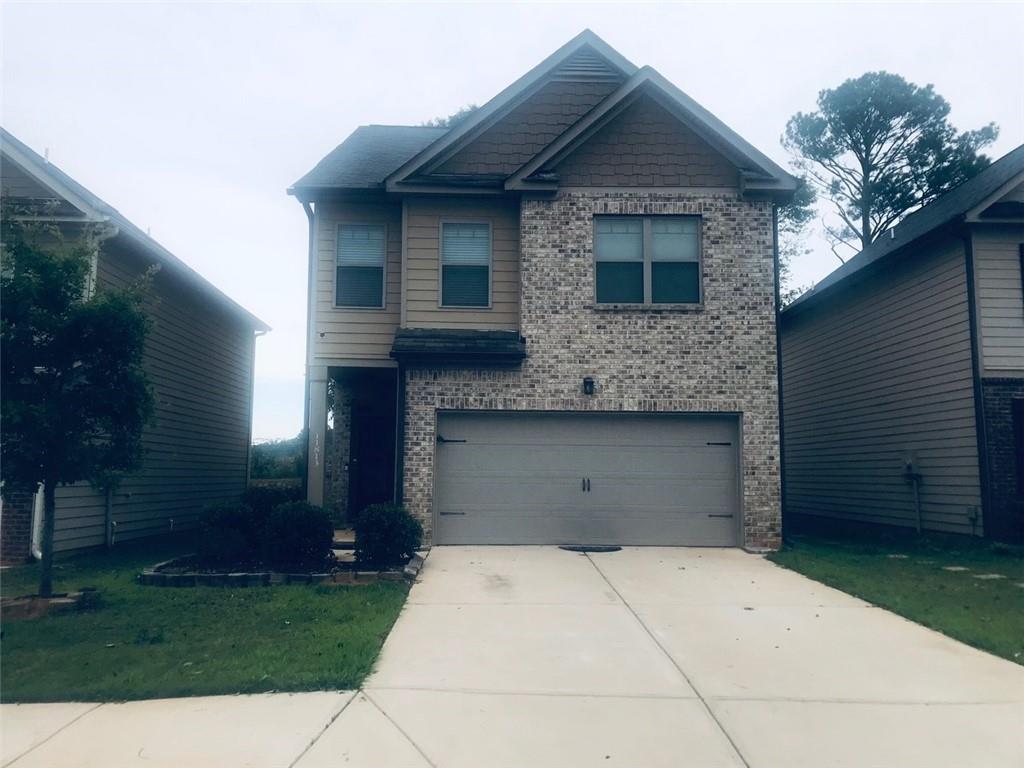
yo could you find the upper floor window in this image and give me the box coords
[337,224,385,308]
[594,216,701,305]
[441,222,490,308]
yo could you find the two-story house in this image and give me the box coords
[0,128,268,563]
[781,145,1024,543]
[289,31,795,551]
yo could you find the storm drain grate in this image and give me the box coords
[559,545,622,554]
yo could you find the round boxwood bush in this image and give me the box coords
[263,501,335,571]
[197,502,264,566]
[354,504,422,569]
[242,485,302,517]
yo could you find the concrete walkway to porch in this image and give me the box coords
[3,546,1023,767]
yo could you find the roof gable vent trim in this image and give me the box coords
[551,47,625,82]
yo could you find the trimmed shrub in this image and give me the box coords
[354,504,422,569]
[263,502,335,571]
[242,485,302,517]
[197,502,264,566]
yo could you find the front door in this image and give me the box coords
[346,373,397,519]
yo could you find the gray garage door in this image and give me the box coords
[434,411,740,546]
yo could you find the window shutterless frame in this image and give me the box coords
[335,222,387,310]
[438,219,493,309]
[593,215,703,307]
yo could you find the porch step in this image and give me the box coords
[333,528,355,550]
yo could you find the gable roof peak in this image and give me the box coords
[384,30,637,192]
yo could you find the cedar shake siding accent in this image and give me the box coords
[972,223,1024,376]
[51,238,256,552]
[312,201,402,361]
[434,80,620,178]
[553,94,739,188]
[404,197,520,331]
[781,238,984,536]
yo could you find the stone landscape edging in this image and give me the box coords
[137,550,429,587]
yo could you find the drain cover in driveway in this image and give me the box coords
[558,545,622,553]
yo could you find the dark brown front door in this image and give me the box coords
[347,372,397,518]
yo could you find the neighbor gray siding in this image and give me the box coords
[972,224,1024,376]
[311,200,402,362]
[53,238,255,551]
[781,237,984,535]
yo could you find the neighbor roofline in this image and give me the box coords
[384,30,638,193]
[783,158,1024,318]
[1,127,270,332]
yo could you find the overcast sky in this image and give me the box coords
[3,2,1022,440]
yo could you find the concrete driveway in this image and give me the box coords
[3,546,1022,767]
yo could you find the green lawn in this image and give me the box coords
[0,539,408,702]
[769,532,1024,665]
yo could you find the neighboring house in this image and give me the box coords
[0,128,269,563]
[290,31,795,551]
[781,145,1024,542]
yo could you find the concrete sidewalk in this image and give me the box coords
[3,547,1023,767]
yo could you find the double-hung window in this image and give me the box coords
[441,222,491,308]
[337,224,385,308]
[595,216,701,305]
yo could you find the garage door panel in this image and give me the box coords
[434,412,740,546]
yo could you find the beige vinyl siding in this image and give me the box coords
[973,224,1024,376]
[405,197,520,330]
[53,238,255,552]
[312,201,401,361]
[781,237,983,535]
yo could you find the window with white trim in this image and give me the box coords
[337,224,385,308]
[441,222,490,308]
[594,216,701,305]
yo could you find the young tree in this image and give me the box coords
[784,72,997,257]
[1,210,154,596]
[421,104,479,129]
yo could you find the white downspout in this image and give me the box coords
[30,483,44,559]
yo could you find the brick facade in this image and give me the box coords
[981,378,1024,542]
[1,486,35,565]
[403,191,781,550]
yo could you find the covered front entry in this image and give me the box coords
[323,366,398,522]
[433,411,741,546]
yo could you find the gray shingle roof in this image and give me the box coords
[785,143,1024,314]
[290,125,448,192]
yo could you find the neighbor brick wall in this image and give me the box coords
[981,378,1024,542]
[324,379,353,523]
[1,487,34,565]
[403,191,781,550]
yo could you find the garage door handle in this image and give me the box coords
[582,478,586,492]
[708,514,734,518]
[437,434,467,444]
[706,442,732,446]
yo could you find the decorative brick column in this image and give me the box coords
[324,378,353,523]
[402,191,782,550]
[1,486,35,565]
[981,379,1024,542]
